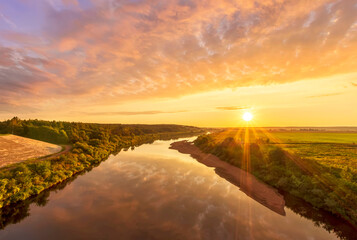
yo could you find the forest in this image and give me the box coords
[0,117,203,208]
[194,130,357,227]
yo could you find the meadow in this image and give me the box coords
[271,132,357,144]
[269,132,357,175]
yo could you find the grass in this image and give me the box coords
[267,131,357,175]
[212,128,357,144]
[284,143,357,173]
[216,128,357,176]
[270,132,357,144]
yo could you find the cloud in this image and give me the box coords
[0,12,17,29]
[0,98,39,114]
[81,110,188,116]
[216,106,246,111]
[307,92,343,98]
[0,0,356,114]
[0,46,61,104]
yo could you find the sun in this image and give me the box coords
[243,112,253,122]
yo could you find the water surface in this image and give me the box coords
[0,138,351,239]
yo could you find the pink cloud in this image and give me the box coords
[0,0,356,114]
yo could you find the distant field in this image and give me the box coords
[216,128,357,144]
[259,131,357,172]
[270,132,357,171]
[0,135,62,168]
[270,132,357,144]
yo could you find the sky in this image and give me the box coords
[0,0,356,127]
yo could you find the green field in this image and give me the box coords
[270,132,357,173]
[271,132,357,144]
[284,143,357,172]
[212,129,357,144]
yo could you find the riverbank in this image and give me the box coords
[0,118,204,209]
[0,132,202,209]
[171,139,357,239]
[170,140,286,216]
[192,131,357,228]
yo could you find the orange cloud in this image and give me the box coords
[307,92,343,98]
[0,0,356,116]
[216,106,246,111]
[58,38,78,52]
[81,110,188,116]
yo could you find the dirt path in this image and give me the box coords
[170,140,286,216]
[40,144,72,161]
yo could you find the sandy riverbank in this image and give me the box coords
[170,140,286,216]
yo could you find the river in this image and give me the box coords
[0,137,354,239]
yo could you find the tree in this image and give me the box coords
[10,117,20,134]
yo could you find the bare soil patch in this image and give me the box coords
[0,135,62,167]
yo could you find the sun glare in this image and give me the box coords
[243,112,253,122]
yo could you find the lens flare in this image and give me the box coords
[243,112,253,122]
